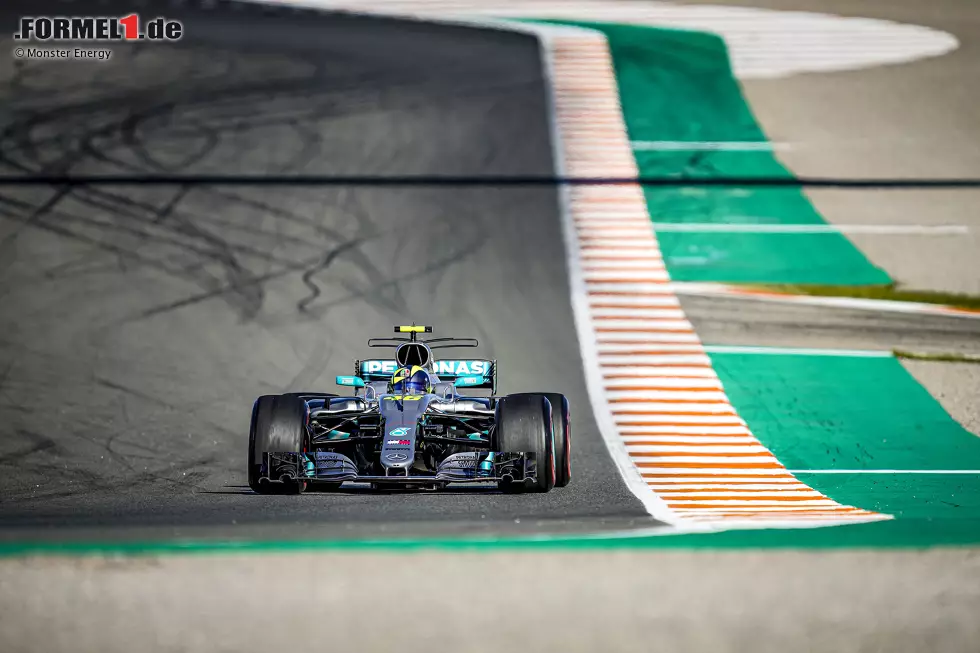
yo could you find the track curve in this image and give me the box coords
[0,0,653,542]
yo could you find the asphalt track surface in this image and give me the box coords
[0,0,651,542]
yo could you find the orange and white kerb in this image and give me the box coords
[548,31,888,529]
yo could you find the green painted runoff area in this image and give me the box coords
[536,20,890,285]
[706,351,980,546]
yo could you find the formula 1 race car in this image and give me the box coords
[247,326,571,494]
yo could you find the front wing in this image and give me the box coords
[261,451,539,486]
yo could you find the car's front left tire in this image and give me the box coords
[248,394,309,495]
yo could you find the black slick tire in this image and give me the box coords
[540,393,571,487]
[492,394,555,493]
[503,393,570,488]
[247,394,309,495]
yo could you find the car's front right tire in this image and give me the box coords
[492,394,555,493]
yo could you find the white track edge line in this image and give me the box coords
[703,345,893,357]
[790,469,980,474]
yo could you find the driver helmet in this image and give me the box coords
[389,365,432,395]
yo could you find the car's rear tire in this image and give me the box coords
[248,394,309,495]
[493,394,555,493]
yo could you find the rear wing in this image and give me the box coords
[355,359,497,393]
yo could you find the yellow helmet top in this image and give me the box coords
[389,365,431,395]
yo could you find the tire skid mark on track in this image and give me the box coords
[545,30,889,529]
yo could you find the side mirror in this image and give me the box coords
[335,375,366,388]
[455,375,485,388]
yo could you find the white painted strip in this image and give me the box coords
[575,210,652,219]
[582,260,666,270]
[615,416,746,426]
[597,354,708,364]
[576,226,654,235]
[789,469,980,474]
[609,393,730,404]
[564,145,642,155]
[561,136,630,144]
[602,367,717,378]
[590,308,686,318]
[580,250,663,259]
[625,438,762,446]
[608,393,729,404]
[632,140,789,152]
[610,401,735,413]
[577,223,658,232]
[703,344,893,358]
[600,348,703,358]
[620,426,751,436]
[604,377,721,388]
[658,488,823,495]
[665,499,841,506]
[568,166,638,175]
[678,510,872,516]
[649,483,802,490]
[650,483,813,490]
[573,187,643,197]
[592,319,692,330]
[643,469,788,477]
[626,445,771,454]
[586,282,673,293]
[597,332,699,343]
[580,241,664,250]
[671,506,858,513]
[680,518,882,526]
[588,295,678,306]
[650,479,820,486]
[584,270,670,281]
[561,124,624,131]
[579,233,658,241]
[598,343,704,353]
[578,223,656,231]
[651,222,969,235]
[556,106,622,114]
[629,455,779,464]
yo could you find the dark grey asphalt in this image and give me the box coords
[0,0,651,541]
[681,295,980,355]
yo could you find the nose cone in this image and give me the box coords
[379,395,431,472]
[382,450,414,469]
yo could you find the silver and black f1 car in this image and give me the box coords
[247,326,571,494]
